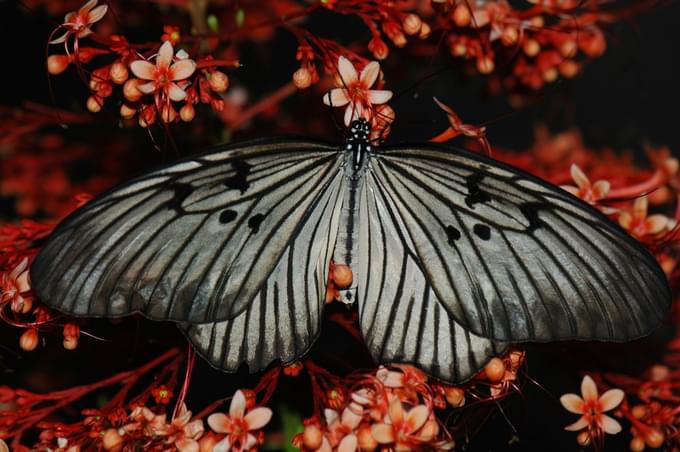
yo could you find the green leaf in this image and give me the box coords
[235,9,245,28]
[207,14,219,33]
[262,402,303,451]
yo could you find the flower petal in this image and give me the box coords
[646,215,669,235]
[618,211,632,229]
[599,388,625,412]
[564,416,589,431]
[64,11,76,23]
[169,59,196,81]
[168,82,188,101]
[561,185,580,197]
[137,82,156,94]
[570,164,590,190]
[405,405,429,433]
[319,437,332,452]
[341,406,362,429]
[244,433,258,450]
[323,88,350,107]
[212,437,231,452]
[367,89,392,105]
[130,60,156,80]
[338,433,358,452]
[206,413,230,434]
[387,397,404,425]
[344,103,362,127]
[599,414,622,434]
[87,4,108,24]
[337,56,358,85]
[184,420,204,439]
[175,438,199,452]
[49,32,69,44]
[324,408,339,426]
[359,61,380,88]
[157,41,174,67]
[580,375,598,402]
[230,390,247,419]
[79,0,98,13]
[559,394,585,414]
[16,271,31,294]
[633,196,648,220]
[371,424,395,444]
[244,407,272,430]
[76,28,93,39]
[591,180,610,199]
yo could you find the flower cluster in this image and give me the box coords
[293,350,524,452]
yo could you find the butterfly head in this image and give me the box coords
[347,119,372,174]
[349,119,371,142]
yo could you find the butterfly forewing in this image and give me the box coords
[179,170,344,372]
[370,146,671,343]
[357,169,508,382]
[31,139,344,324]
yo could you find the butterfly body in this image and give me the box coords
[31,120,671,382]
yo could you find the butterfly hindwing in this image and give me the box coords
[179,170,344,372]
[357,169,508,383]
[31,139,344,324]
[370,145,671,343]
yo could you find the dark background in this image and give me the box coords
[1,0,679,450]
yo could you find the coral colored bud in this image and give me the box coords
[302,424,323,449]
[139,106,156,127]
[198,432,219,452]
[368,37,389,60]
[402,14,422,35]
[332,264,353,288]
[12,296,32,314]
[645,429,664,448]
[484,357,506,382]
[523,39,540,57]
[477,56,495,75]
[161,105,178,123]
[109,61,129,84]
[579,29,606,57]
[501,27,519,46]
[63,336,78,350]
[357,424,378,451]
[102,428,123,451]
[559,40,577,57]
[559,60,579,78]
[293,67,312,89]
[419,22,431,39]
[123,79,143,102]
[63,323,80,340]
[97,81,113,98]
[543,67,558,82]
[86,96,104,113]
[19,329,39,351]
[444,386,465,407]
[180,103,195,122]
[77,48,96,63]
[208,71,229,93]
[47,54,70,75]
[383,21,406,47]
[630,436,646,452]
[120,103,137,119]
[577,430,591,446]
[453,4,471,27]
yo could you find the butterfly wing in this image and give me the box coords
[31,139,344,324]
[368,145,670,343]
[178,172,344,372]
[357,169,508,383]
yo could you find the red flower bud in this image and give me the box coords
[47,54,70,75]
[109,61,129,84]
[208,71,229,93]
[293,67,312,89]
[402,14,422,36]
[368,37,389,60]
[19,329,39,351]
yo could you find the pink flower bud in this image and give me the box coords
[120,103,137,119]
[402,14,422,36]
[293,67,312,89]
[123,79,143,102]
[19,329,39,351]
[208,71,229,93]
[180,103,195,122]
[86,96,104,113]
[47,55,70,75]
[302,424,323,449]
[101,429,123,451]
[109,61,129,84]
[368,37,389,60]
[452,4,471,27]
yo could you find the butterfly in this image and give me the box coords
[30,119,671,383]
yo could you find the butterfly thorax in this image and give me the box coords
[333,119,372,304]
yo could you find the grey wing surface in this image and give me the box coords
[179,171,344,372]
[369,145,671,343]
[357,169,508,383]
[31,139,344,324]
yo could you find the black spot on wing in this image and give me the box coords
[519,202,544,232]
[248,213,265,233]
[445,225,461,245]
[166,182,193,214]
[224,159,252,194]
[465,173,491,209]
[473,223,491,240]
[219,209,237,224]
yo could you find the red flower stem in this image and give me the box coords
[607,169,666,200]
[226,82,297,130]
[173,344,196,419]
[5,348,181,447]
[196,59,240,69]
